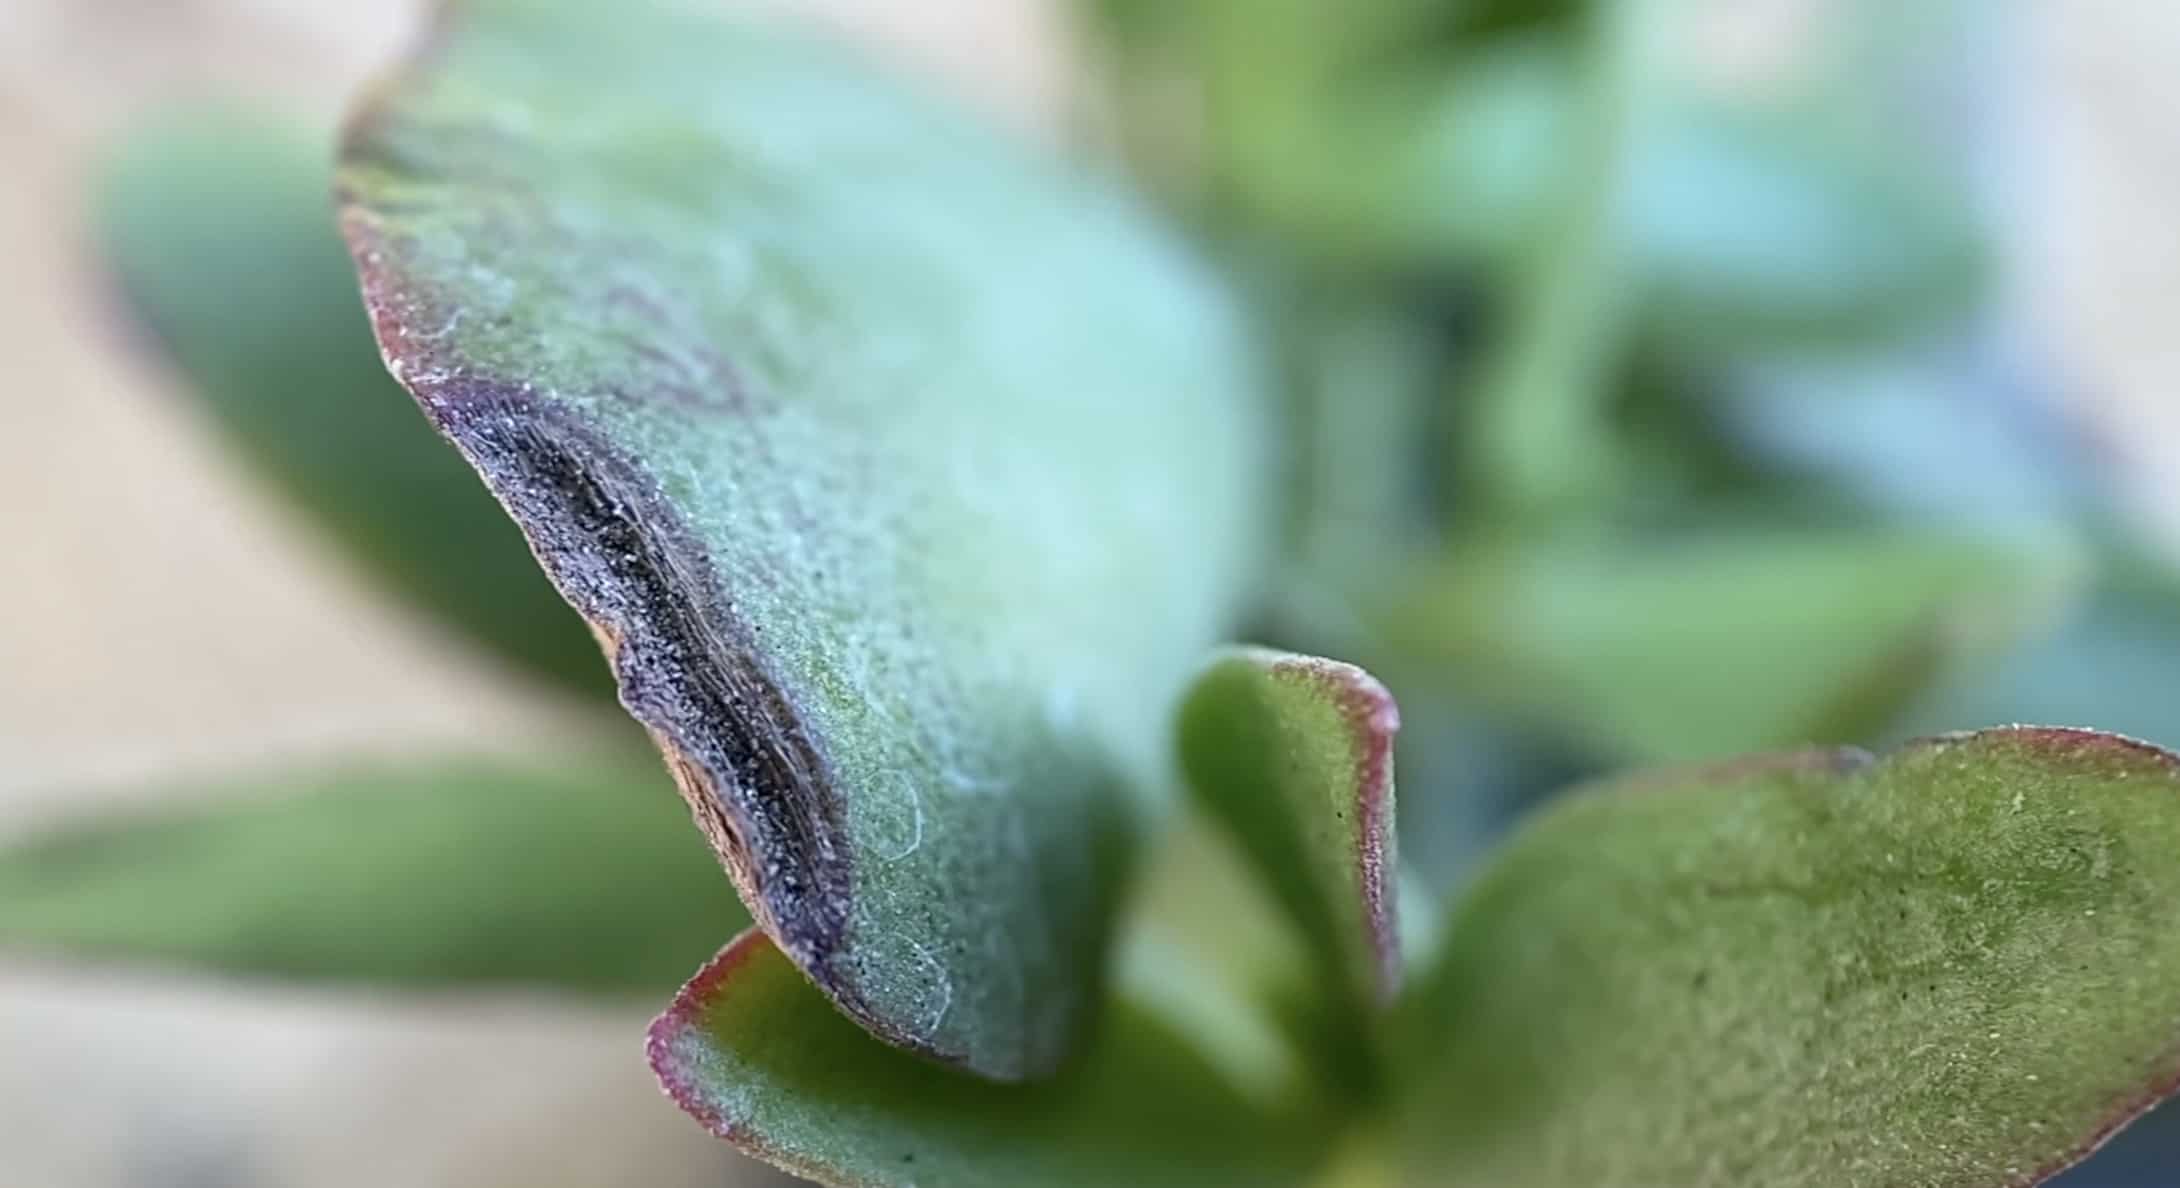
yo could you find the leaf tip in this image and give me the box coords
[1259,653,1403,1003]
[647,929,772,1146]
[1213,647,1404,1005]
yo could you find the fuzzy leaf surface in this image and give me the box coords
[338,0,1269,1078]
[1398,728,2180,1187]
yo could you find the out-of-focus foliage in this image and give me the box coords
[1375,531,2079,761]
[94,106,613,698]
[0,756,747,991]
[1084,0,2180,895]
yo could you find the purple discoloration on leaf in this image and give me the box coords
[1256,650,1403,1003]
[648,929,781,1150]
[425,378,857,974]
[647,926,1332,1187]
[341,218,856,979]
[334,0,1271,1079]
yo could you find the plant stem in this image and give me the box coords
[1461,0,1652,529]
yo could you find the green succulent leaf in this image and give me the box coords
[1375,531,2079,762]
[337,0,1270,1079]
[1397,728,2180,1187]
[648,928,1330,1188]
[1179,648,1402,1008]
[0,757,745,991]
[93,105,611,697]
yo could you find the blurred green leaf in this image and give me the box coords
[1395,78,1987,354]
[1457,3,1637,524]
[93,105,612,697]
[1375,531,2081,761]
[1276,293,1444,639]
[1092,10,1987,356]
[1706,340,2090,525]
[647,929,1332,1188]
[1195,27,1581,271]
[1626,103,1988,356]
[1178,649,1403,1009]
[338,0,1271,1080]
[1397,729,2180,1186]
[1110,818,1320,1113]
[0,756,745,991]
[1898,564,2180,748]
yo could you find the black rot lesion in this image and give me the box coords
[418,375,855,973]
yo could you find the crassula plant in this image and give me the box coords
[13,1,2180,1185]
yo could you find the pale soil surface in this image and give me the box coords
[0,2,2171,1186]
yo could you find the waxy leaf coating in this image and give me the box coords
[338,0,1268,1078]
[93,106,610,697]
[648,928,1329,1188]
[1398,728,2180,1187]
[0,757,745,991]
[1179,648,1402,1007]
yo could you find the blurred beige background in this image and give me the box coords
[0,1,2174,1185]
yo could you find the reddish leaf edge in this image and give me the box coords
[648,929,773,1143]
[1235,647,1404,1005]
[334,45,962,1069]
[650,729,2180,1184]
[650,928,904,1187]
[1981,730,2180,1185]
[337,262,877,1044]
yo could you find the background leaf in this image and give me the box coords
[648,928,1331,1188]
[1373,531,2081,762]
[1397,729,2180,1187]
[1626,101,1987,357]
[1108,816,1324,1111]
[338,0,1271,1079]
[0,756,746,991]
[93,104,612,698]
[1897,566,2180,749]
[1088,6,1985,353]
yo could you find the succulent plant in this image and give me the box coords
[15,1,2180,1184]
